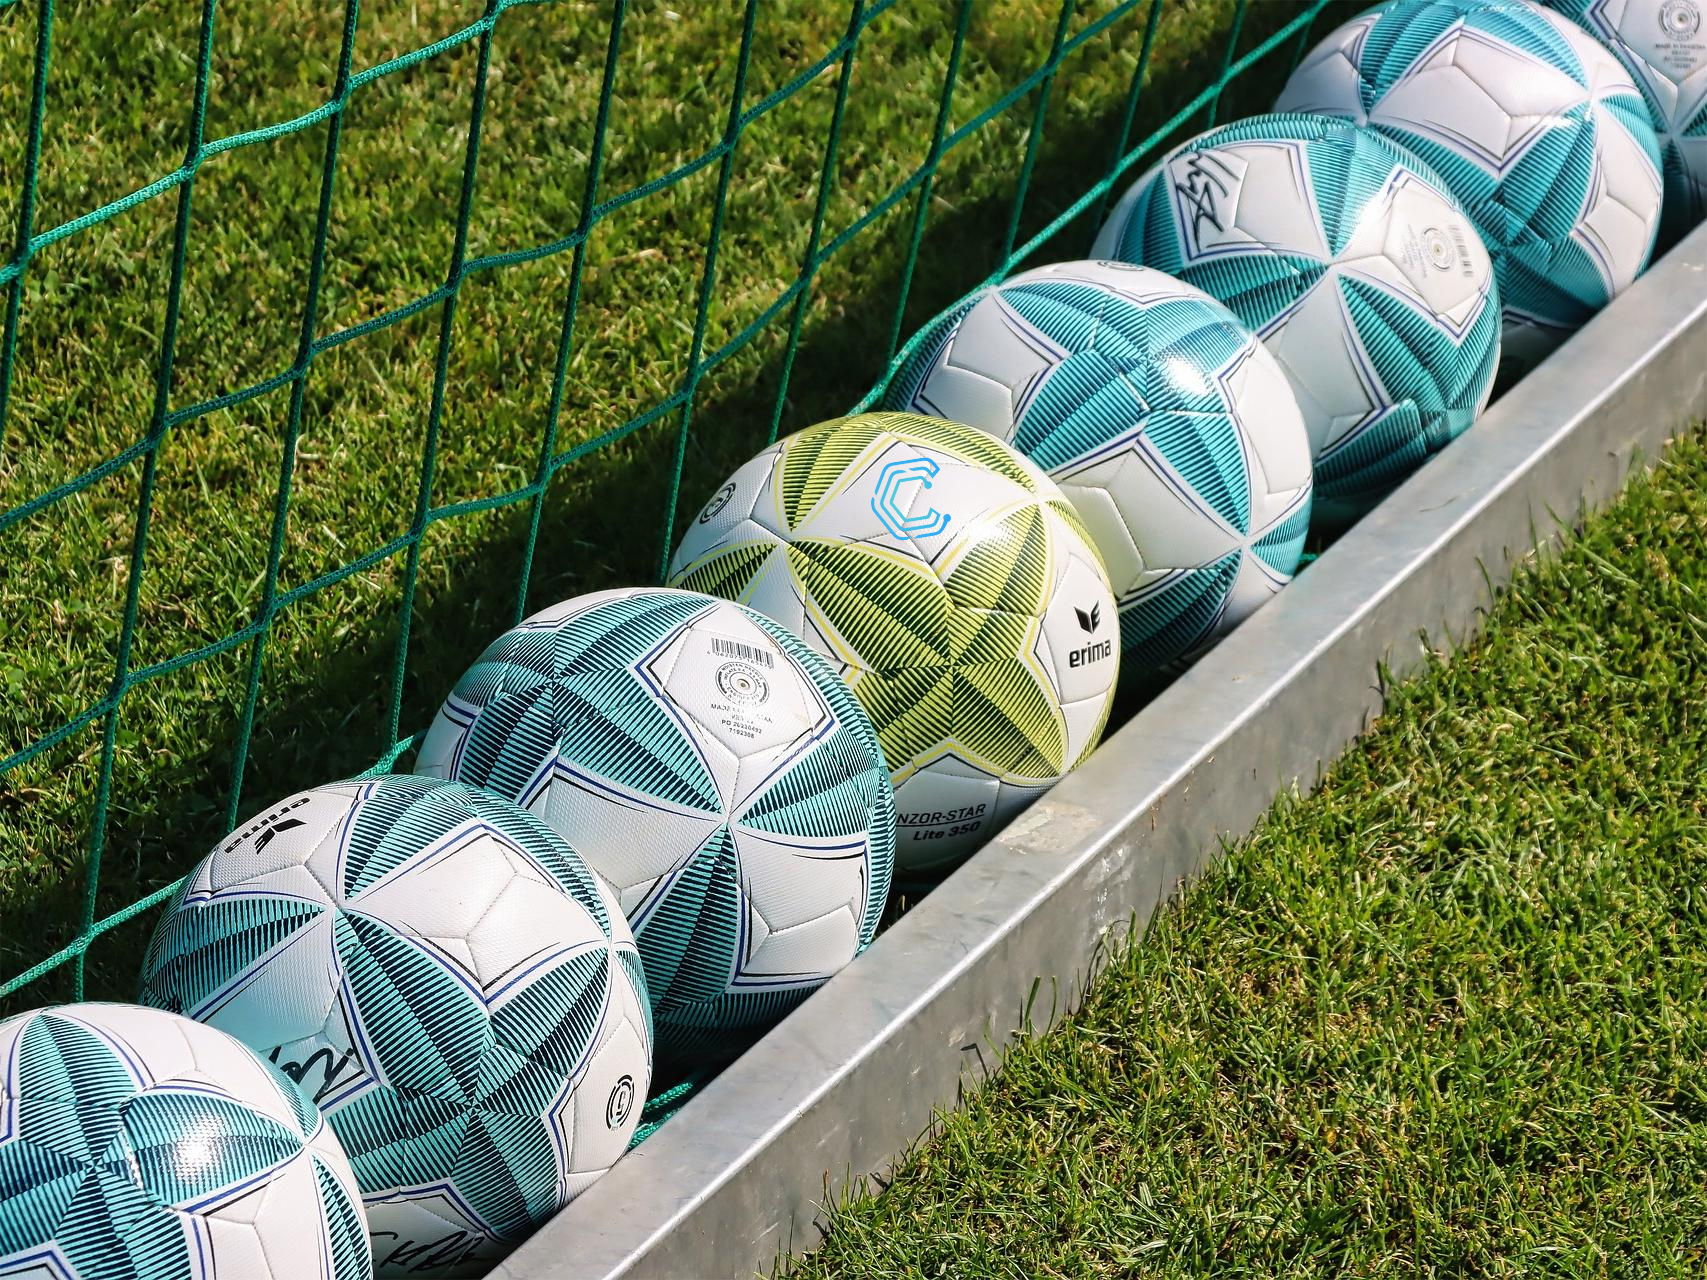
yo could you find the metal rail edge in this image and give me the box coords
[497,221,1707,1280]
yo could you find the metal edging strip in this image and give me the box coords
[498,222,1707,1280]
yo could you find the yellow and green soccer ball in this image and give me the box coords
[669,412,1119,875]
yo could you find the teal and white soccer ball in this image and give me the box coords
[886,261,1313,674]
[1276,0,1664,373]
[1093,113,1501,525]
[418,588,894,1056]
[137,776,650,1280]
[0,1002,370,1280]
[1545,0,1707,246]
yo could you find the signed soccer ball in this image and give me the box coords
[1094,113,1501,524]
[139,776,651,1279]
[1277,0,1664,371]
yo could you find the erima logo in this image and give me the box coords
[1070,639,1113,669]
[1070,602,1111,668]
[218,794,313,855]
[253,817,305,853]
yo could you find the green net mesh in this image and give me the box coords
[0,0,1331,1008]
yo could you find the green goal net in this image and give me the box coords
[0,0,1331,1011]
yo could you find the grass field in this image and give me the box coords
[796,435,1707,1277]
[0,0,1337,1006]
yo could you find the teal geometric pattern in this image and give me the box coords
[441,592,724,816]
[426,589,894,1060]
[1547,0,1707,248]
[744,609,895,940]
[625,828,741,1018]
[1109,183,1328,329]
[1252,497,1312,576]
[1354,0,1585,99]
[1329,273,1501,504]
[1009,285,1252,531]
[124,1093,300,1208]
[1394,102,1616,333]
[324,920,611,1237]
[338,775,612,913]
[1285,0,1662,334]
[888,266,1310,672]
[0,1005,369,1280]
[1117,550,1243,673]
[313,1158,372,1280]
[1098,112,1503,520]
[136,776,643,1275]
[141,779,614,1029]
[139,894,325,1024]
[1308,128,1421,259]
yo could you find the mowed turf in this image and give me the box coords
[0,0,1330,1006]
[798,435,1707,1278]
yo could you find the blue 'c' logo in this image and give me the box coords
[872,457,950,538]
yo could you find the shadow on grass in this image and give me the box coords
[0,3,1323,1017]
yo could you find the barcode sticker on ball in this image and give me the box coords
[712,637,775,667]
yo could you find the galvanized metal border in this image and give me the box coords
[499,224,1707,1280]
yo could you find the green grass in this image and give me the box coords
[5,2,1705,1269]
[795,435,1707,1278]
[0,0,1336,1007]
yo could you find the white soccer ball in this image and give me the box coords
[886,260,1313,674]
[667,413,1120,875]
[1546,0,1707,245]
[1276,0,1665,373]
[0,1002,370,1280]
[418,588,895,1056]
[138,776,652,1279]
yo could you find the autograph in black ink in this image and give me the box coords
[371,1230,487,1274]
[270,1043,363,1106]
[1174,151,1239,240]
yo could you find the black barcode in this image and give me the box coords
[712,637,775,667]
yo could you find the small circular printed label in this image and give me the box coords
[1661,0,1700,39]
[1422,226,1455,272]
[699,482,737,524]
[715,661,769,705]
[606,1075,635,1129]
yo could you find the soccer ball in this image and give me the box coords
[1276,0,1664,373]
[137,776,651,1280]
[1545,0,1707,247]
[667,413,1119,875]
[1093,112,1502,525]
[886,260,1314,673]
[418,588,894,1056]
[0,1002,370,1280]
